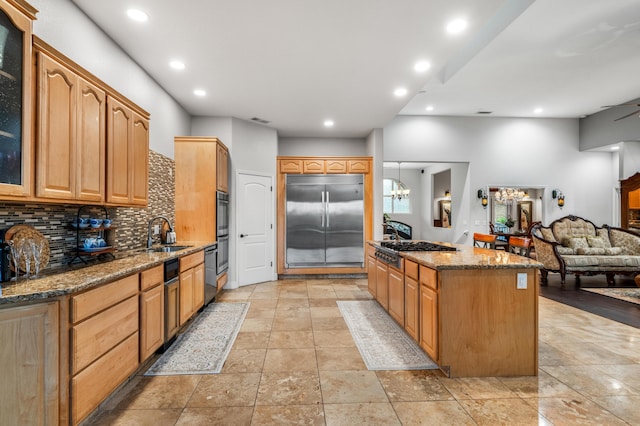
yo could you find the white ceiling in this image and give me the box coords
[71,0,640,138]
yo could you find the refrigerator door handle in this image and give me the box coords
[326,191,330,228]
[321,191,325,227]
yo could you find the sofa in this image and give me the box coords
[531,215,640,287]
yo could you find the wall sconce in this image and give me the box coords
[444,190,451,198]
[552,189,565,208]
[477,189,488,209]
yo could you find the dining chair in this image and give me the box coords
[488,222,508,250]
[474,233,497,249]
[508,236,532,257]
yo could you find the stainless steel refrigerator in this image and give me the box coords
[285,174,364,268]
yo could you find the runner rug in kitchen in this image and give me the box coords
[337,300,438,371]
[145,302,250,375]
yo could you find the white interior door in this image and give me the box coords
[237,172,274,286]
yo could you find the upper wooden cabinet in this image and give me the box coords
[278,157,371,176]
[0,0,37,198]
[35,50,106,202]
[216,142,229,193]
[106,96,149,206]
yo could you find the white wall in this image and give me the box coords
[366,129,384,240]
[31,0,191,159]
[383,167,423,238]
[383,116,616,232]
[278,138,367,156]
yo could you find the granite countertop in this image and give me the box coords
[0,241,215,305]
[369,241,542,271]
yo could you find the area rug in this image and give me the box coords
[337,300,438,371]
[145,302,250,375]
[581,287,640,305]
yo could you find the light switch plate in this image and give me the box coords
[517,273,527,289]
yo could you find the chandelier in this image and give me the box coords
[390,162,410,200]
[494,187,525,204]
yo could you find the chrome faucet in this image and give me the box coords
[147,216,175,249]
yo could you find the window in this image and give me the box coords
[383,178,411,214]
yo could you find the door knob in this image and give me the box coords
[240,233,247,238]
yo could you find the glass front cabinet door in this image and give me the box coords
[0,0,36,198]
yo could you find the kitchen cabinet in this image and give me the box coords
[303,159,324,173]
[217,271,228,291]
[279,158,303,173]
[348,159,370,174]
[216,142,229,192]
[419,266,438,361]
[140,265,164,362]
[165,277,180,341]
[0,300,59,425]
[375,260,388,310]
[35,50,106,202]
[367,249,377,297]
[106,95,149,206]
[175,136,228,241]
[326,159,347,173]
[70,273,139,424]
[179,250,205,326]
[404,260,419,340]
[388,265,404,326]
[0,0,36,199]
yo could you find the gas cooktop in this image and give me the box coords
[380,240,457,252]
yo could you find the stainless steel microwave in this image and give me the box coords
[216,191,229,237]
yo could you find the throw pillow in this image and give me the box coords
[596,229,613,248]
[576,247,606,255]
[567,237,589,250]
[604,247,623,255]
[556,246,575,255]
[586,236,606,248]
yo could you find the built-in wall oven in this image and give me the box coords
[216,191,229,276]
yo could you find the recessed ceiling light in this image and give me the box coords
[193,89,206,97]
[169,60,185,70]
[394,87,408,97]
[533,107,543,114]
[425,105,434,112]
[127,9,148,22]
[323,120,334,128]
[414,61,431,73]
[446,19,467,34]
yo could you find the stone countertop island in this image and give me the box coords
[368,241,542,378]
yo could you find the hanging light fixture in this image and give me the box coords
[494,187,525,204]
[390,162,410,201]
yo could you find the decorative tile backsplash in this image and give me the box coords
[0,150,175,269]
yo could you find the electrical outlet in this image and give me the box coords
[153,224,160,235]
[517,273,527,289]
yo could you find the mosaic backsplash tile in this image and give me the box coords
[0,150,175,269]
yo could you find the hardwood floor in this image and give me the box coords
[539,274,640,328]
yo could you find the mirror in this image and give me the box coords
[490,187,539,233]
[433,170,451,228]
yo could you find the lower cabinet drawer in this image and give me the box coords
[72,295,138,375]
[72,332,139,424]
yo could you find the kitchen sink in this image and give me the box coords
[149,245,192,253]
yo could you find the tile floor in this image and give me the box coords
[93,278,640,425]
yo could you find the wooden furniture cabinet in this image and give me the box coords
[175,136,229,241]
[0,0,36,199]
[0,300,59,425]
[216,142,229,192]
[35,49,106,202]
[70,274,139,424]
[303,159,324,173]
[140,265,164,362]
[419,266,439,362]
[367,246,377,297]
[621,172,640,231]
[388,265,404,326]
[106,96,148,206]
[375,260,389,310]
[326,159,347,173]
[179,250,205,326]
[165,277,180,341]
[404,260,419,340]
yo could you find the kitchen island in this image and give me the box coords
[368,241,542,378]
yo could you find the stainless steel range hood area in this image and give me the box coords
[285,174,365,268]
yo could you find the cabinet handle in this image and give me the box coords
[240,234,247,238]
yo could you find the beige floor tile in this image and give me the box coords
[541,365,640,397]
[92,408,182,425]
[232,331,271,349]
[308,289,338,299]
[249,290,281,300]
[176,407,254,425]
[251,404,325,425]
[218,291,254,301]
[439,377,518,400]
[320,370,389,404]
[221,348,266,373]
[272,314,313,331]
[240,317,273,332]
[538,341,583,366]
[186,373,261,407]
[523,396,629,425]
[309,306,342,318]
[313,329,355,347]
[115,375,202,409]
[268,330,315,348]
[376,370,453,401]
[255,371,322,406]
[276,298,310,309]
[308,298,339,307]
[393,401,476,425]
[594,364,640,387]
[245,307,276,320]
[274,307,310,318]
[459,398,551,426]
[324,402,401,425]
[498,370,582,398]
[263,348,318,372]
[316,347,367,371]
[311,316,348,330]
[246,299,278,309]
[590,395,640,425]
[550,341,638,365]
